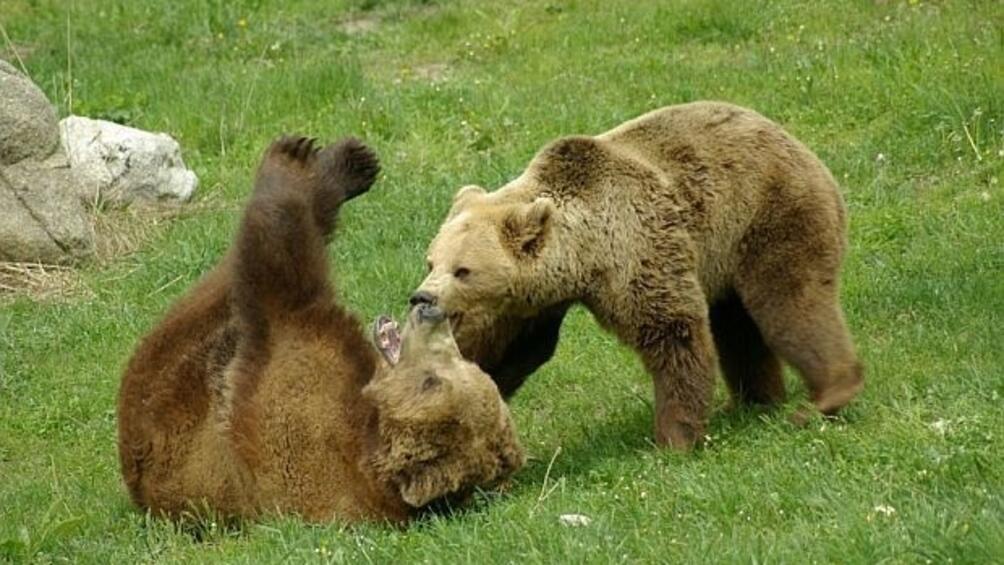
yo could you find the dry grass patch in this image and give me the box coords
[90,204,194,265]
[0,261,91,302]
[0,202,224,302]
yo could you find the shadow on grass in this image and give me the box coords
[516,397,805,484]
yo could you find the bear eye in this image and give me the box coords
[426,260,433,273]
[453,267,471,280]
[422,373,441,392]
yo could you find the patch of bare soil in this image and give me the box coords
[338,15,381,35]
[412,62,449,82]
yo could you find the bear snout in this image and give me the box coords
[415,303,445,324]
[410,290,437,307]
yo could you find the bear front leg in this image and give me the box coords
[484,303,570,398]
[636,314,716,450]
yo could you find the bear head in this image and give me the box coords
[363,302,524,508]
[412,186,559,367]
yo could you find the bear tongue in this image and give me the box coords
[373,315,401,365]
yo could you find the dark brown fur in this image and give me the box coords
[117,136,522,523]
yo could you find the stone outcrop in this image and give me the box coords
[0,61,197,265]
[60,116,197,207]
[0,61,92,264]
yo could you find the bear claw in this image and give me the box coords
[272,135,320,162]
[324,138,380,200]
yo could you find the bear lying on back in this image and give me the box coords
[413,101,864,449]
[117,136,523,523]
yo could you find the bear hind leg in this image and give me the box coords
[738,281,863,422]
[709,293,785,408]
[235,136,379,320]
[312,138,380,237]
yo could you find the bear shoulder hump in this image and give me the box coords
[530,136,612,196]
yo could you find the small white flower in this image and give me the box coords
[559,513,592,527]
[874,504,896,517]
[876,153,886,163]
[930,419,950,435]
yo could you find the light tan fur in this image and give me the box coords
[416,101,864,449]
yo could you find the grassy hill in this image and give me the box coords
[1,0,1001,562]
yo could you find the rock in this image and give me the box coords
[0,62,93,264]
[0,158,94,264]
[0,66,195,265]
[60,116,197,207]
[0,60,60,166]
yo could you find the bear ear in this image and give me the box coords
[446,185,488,220]
[500,198,555,259]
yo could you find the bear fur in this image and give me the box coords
[117,136,523,523]
[414,101,864,449]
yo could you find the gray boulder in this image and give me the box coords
[0,63,93,264]
[0,60,60,165]
[0,64,197,266]
[0,157,94,264]
[60,116,197,207]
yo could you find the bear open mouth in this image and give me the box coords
[373,315,401,365]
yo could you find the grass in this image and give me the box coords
[1,0,1002,562]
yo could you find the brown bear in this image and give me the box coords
[412,101,864,450]
[117,136,523,523]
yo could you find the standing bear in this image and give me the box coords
[413,101,864,450]
[117,136,523,523]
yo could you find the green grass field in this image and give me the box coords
[1,0,1002,562]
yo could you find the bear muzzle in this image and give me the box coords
[409,290,437,308]
[414,303,445,324]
